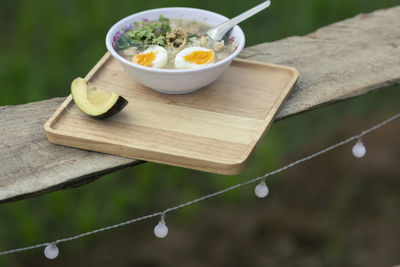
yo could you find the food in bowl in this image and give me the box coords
[175,46,215,69]
[106,7,245,94]
[115,16,237,70]
[131,45,168,68]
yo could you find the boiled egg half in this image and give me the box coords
[175,46,215,69]
[132,45,168,68]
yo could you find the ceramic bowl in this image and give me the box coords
[106,7,245,94]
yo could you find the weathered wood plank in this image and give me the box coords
[240,6,400,118]
[0,98,143,203]
[1,6,399,203]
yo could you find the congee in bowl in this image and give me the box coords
[106,7,245,93]
[115,16,237,69]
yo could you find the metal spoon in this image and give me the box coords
[206,0,271,41]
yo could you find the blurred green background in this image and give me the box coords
[0,0,399,266]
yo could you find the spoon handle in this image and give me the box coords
[206,0,271,41]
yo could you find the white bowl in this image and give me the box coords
[106,7,245,94]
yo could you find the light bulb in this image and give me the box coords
[352,140,366,158]
[154,221,168,238]
[255,181,269,198]
[44,243,59,259]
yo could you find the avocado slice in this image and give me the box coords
[71,77,128,119]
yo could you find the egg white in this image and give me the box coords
[175,46,215,69]
[132,45,168,68]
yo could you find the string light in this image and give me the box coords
[154,213,168,238]
[254,179,269,198]
[0,113,398,259]
[44,243,59,259]
[352,139,366,158]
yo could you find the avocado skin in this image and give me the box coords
[94,96,129,119]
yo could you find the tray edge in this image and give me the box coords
[44,52,113,135]
[230,59,300,167]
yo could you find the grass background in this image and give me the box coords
[0,0,399,266]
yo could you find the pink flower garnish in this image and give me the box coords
[229,36,235,43]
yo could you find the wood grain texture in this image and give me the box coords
[45,59,298,175]
[239,6,400,119]
[1,6,400,203]
[0,98,143,203]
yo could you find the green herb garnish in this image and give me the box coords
[187,34,198,39]
[116,15,171,51]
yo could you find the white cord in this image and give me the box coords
[0,112,398,256]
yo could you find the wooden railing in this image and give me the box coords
[1,6,399,203]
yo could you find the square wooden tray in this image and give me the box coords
[45,53,298,175]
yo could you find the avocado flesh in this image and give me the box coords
[71,77,128,118]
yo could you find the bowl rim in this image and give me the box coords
[105,7,245,74]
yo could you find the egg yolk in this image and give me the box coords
[132,51,157,67]
[184,51,214,65]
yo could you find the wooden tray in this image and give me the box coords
[44,53,299,175]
